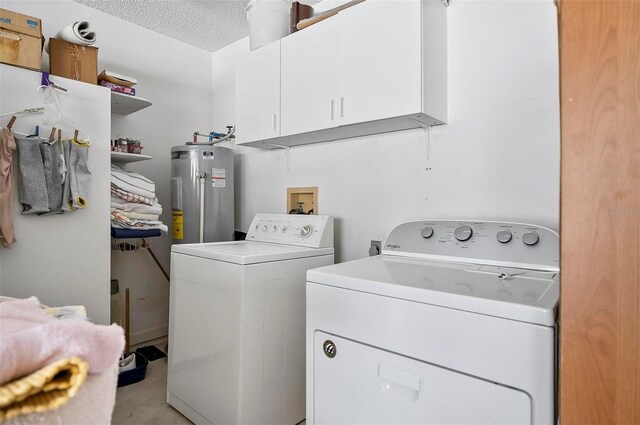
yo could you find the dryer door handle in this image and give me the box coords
[378,362,423,392]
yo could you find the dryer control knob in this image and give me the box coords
[497,230,512,243]
[300,225,313,237]
[523,231,540,246]
[454,225,473,242]
[421,227,434,239]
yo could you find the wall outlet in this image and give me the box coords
[369,240,381,256]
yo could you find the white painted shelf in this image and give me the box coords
[111,151,152,164]
[110,92,152,115]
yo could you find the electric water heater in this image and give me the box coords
[170,145,234,244]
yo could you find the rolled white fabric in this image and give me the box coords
[44,21,97,54]
[57,21,97,46]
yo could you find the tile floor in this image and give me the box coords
[111,353,191,425]
[111,344,307,425]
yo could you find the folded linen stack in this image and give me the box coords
[110,165,167,237]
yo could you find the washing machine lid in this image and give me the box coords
[307,255,559,326]
[172,241,334,265]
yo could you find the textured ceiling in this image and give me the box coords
[74,0,251,52]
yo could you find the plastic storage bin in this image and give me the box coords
[246,0,292,50]
[117,352,148,387]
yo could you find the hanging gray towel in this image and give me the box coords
[61,140,72,211]
[39,143,63,214]
[68,140,91,209]
[16,137,49,214]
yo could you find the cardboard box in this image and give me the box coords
[49,38,98,84]
[0,8,43,71]
[99,80,136,96]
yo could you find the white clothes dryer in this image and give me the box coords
[168,214,334,425]
[306,220,558,425]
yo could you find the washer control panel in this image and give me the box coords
[383,220,559,271]
[246,214,334,248]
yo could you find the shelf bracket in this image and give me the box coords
[408,117,432,130]
[408,118,433,160]
[265,143,290,150]
[265,143,293,171]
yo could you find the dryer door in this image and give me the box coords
[312,332,532,425]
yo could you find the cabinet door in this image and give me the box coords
[281,17,339,136]
[235,41,281,144]
[338,0,422,126]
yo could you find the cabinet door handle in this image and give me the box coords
[272,113,278,132]
[340,97,345,118]
[330,100,336,121]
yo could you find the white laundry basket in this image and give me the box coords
[246,0,292,51]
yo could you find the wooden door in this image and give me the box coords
[559,0,640,423]
[235,40,281,144]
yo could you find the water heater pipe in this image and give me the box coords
[198,172,206,243]
[188,126,236,146]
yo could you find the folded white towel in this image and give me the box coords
[111,222,168,233]
[111,210,168,233]
[111,165,155,199]
[110,196,162,215]
[110,197,125,210]
[109,209,159,222]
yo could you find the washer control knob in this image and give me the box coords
[300,225,313,237]
[272,225,279,232]
[522,231,540,246]
[262,224,269,232]
[281,226,288,233]
[421,227,434,239]
[496,230,512,244]
[454,225,473,242]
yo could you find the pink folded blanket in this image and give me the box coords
[0,297,125,385]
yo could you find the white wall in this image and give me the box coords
[2,1,213,342]
[0,65,111,324]
[213,0,560,262]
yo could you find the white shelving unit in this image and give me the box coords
[111,91,152,116]
[110,88,152,164]
[111,151,152,164]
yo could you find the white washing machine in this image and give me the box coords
[307,220,558,425]
[168,214,334,425]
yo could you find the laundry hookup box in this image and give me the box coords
[0,8,44,71]
[49,37,98,84]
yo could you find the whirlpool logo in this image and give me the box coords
[386,244,401,249]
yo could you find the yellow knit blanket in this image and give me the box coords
[0,357,88,420]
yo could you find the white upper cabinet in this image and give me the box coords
[337,0,423,126]
[236,0,447,148]
[236,40,281,144]
[281,17,339,137]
